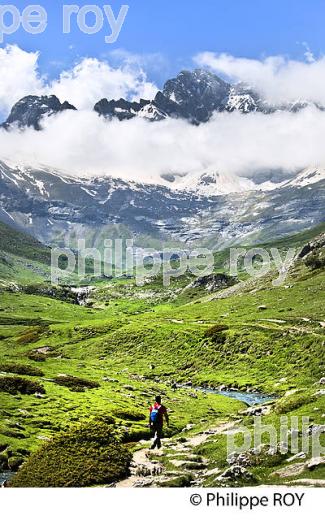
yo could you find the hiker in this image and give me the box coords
[149,395,169,449]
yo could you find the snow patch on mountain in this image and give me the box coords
[137,103,166,121]
[174,169,256,196]
[225,87,258,113]
[281,167,325,187]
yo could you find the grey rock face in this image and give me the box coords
[161,69,230,123]
[2,95,77,130]
[94,98,150,121]
[3,69,325,131]
[0,160,324,251]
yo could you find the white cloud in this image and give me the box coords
[1,106,325,184]
[0,45,158,117]
[0,46,44,115]
[48,58,158,110]
[195,52,325,105]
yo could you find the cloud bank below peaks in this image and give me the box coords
[1,107,325,184]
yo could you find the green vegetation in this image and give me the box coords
[52,374,100,392]
[0,375,45,395]
[0,223,324,487]
[0,222,51,265]
[0,362,44,376]
[10,416,132,487]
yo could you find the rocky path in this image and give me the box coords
[115,420,240,488]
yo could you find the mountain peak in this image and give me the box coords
[2,95,77,131]
[161,68,230,122]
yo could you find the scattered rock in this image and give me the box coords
[123,385,135,391]
[308,457,325,470]
[184,273,237,293]
[239,405,270,417]
[204,467,221,477]
[307,425,325,436]
[217,465,256,482]
[182,424,195,432]
[227,452,253,468]
[287,452,307,463]
[271,463,306,478]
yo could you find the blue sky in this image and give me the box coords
[2,0,325,85]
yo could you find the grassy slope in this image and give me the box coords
[0,223,324,486]
[0,222,51,284]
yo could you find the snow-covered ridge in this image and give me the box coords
[259,167,325,191]
[280,167,325,188]
[1,158,325,202]
[173,169,256,195]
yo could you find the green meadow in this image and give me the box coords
[0,222,324,487]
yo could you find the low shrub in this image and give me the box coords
[0,362,44,377]
[305,253,325,271]
[27,352,47,362]
[17,327,43,345]
[204,324,229,338]
[0,376,45,395]
[123,426,152,443]
[52,375,100,392]
[0,427,26,439]
[10,416,132,487]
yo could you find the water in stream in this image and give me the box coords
[0,471,15,487]
[193,387,275,406]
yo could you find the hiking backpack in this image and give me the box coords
[150,405,161,424]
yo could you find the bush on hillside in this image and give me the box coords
[0,362,44,377]
[53,374,100,392]
[17,327,44,345]
[204,324,229,338]
[304,252,325,271]
[10,416,132,487]
[0,376,45,395]
[27,352,47,362]
[204,324,229,344]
